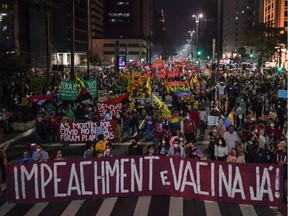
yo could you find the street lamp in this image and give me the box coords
[192,13,203,53]
[188,30,195,58]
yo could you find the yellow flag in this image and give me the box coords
[146,76,152,94]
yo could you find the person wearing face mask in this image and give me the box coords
[103,145,113,157]
[32,145,49,162]
[19,149,33,164]
[245,140,268,163]
[95,134,109,158]
[128,137,143,155]
[223,125,239,154]
[168,138,185,157]
[156,138,169,156]
[214,137,228,161]
[208,126,219,160]
[183,113,196,142]
[273,141,287,204]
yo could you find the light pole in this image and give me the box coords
[188,30,195,58]
[192,13,203,54]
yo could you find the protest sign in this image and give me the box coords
[6,156,283,206]
[97,103,122,117]
[207,115,219,126]
[60,79,98,100]
[58,121,115,142]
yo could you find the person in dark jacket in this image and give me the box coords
[128,137,143,155]
[245,140,268,163]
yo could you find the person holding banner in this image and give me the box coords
[223,125,239,154]
[214,137,228,161]
[168,138,185,158]
[128,137,143,156]
[32,145,49,162]
[95,134,110,158]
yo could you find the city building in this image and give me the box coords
[261,0,288,69]
[91,0,104,39]
[53,0,89,66]
[92,0,152,63]
[222,0,259,58]
[0,1,15,51]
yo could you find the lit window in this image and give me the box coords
[108,13,130,17]
[235,17,239,20]
[116,1,129,6]
[242,11,244,13]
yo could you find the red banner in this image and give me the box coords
[58,121,115,142]
[6,156,283,206]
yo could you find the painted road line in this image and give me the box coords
[61,200,85,216]
[0,202,16,216]
[239,204,258,216]
[133,196,152,216]
[24,202,49,216]
[96,197,118,216]
[204,200,221,216]
[169,196,183,216]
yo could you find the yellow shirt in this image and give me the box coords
[95,140,108,157]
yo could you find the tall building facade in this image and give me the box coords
[53,0,89,66]
[222,0,259,57]
[92,0,152,63]
[91,0,104,39]
[262,0,288,30]
[0,1,15,50]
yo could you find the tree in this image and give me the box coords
[242,23,286,66]
[87,52,103,66]
[0,42,28,87]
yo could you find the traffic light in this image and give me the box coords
[276,67,282,73]
[197,51,202,56]
[249,53,253,58]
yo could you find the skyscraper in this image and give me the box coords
[222,0,259,58]
[262,0,288,30]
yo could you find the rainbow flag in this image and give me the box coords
[224,110,235,127]
[203,68,211,77]
[170,115,180,125]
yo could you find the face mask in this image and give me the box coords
[174,144,179,148]
[212,129,217,133]
[36,148,41,152]
[106,149,111,153]
[218,141,222,145]
[162,141,166,144]
[186,116,190,119]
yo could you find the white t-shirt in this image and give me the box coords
[218,85,226,95]
[223,131,238,153]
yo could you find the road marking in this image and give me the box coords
[1,183,6,192]
[24,202,49,216]
[96,197,118,216]
[133,196,151,216]
[239,204,257,216]
[204,200,221,216]
[0,202,16,216]
[61,199,85,216]
[169,196,183,216]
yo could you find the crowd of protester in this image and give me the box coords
[0,63,287,202]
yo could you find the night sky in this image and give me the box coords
[155,0,218,47]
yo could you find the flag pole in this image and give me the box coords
[217,108,234,133]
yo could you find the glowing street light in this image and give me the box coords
[192,13,203,55]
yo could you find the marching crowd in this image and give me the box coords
[0,64,287,202]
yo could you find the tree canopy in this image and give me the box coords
[242,23,286,66]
